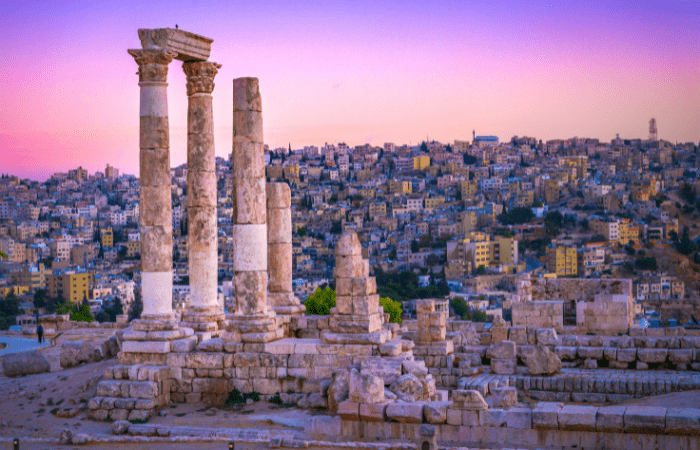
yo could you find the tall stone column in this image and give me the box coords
[128,47,178,329]
[180,61,226,337]
[224,78,282,346]
[267,182,305,333]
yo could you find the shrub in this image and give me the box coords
[269,394,283,405]
[225,389,260,406]
[304,287,336,315]
[379,297,402,324]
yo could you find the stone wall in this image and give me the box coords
[576,294,632,334]
[512,301,564,332]
[331,401,700,450]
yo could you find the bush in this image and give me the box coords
[450,297,468,318]
[379,297,402,324]
[224,389,260,406]
[304,287,336,315]
[269,394,283,405]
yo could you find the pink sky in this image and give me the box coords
[1,1,698,180]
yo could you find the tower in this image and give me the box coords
[649,118,657,141]
[472,130,476,144]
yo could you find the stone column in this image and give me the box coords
[127,47,178,329]
[224,78,281,345]
[180,61,226,336]
[267,182,305,322]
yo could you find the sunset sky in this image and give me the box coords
[1,0,698,180]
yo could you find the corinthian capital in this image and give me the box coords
[127,48,177,82]
[183,61,222,96]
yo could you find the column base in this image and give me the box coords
[132,315,178,332]
[181,306,226,334]
[273,304,306,316]
[224,312,283,343]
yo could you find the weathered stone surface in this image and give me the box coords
[506,407,532,428]
[595,406,626,432]
[461,327,481,346]
[359,402,389,422]
[558,405,597,431]
[525,345,561,375]
[336,232,362,256]
[533,402,563,429]
[3,350,50,377]
[666,408,700,435]
[637,348,668,363]
[536,328,558,346]
[491,358,516,375]
[479,408,506,427]
[623,406,666,434]
[349,369,384,404]
[492,387,517,408]
[402,360,429,378]
[389,373,425,402]
[386,402,424,423]
[360,358,402,385]
[452,390,487,411]
[60,341,104,368]
[424,402,450,424]
[487,340,516,360]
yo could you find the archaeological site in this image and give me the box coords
[2,26,700,450]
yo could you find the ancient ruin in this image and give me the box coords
[72,27,700,449]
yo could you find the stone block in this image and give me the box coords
[385,402,424,423]
[360,358,402,385]
[424,401,450,424]
[352,277,377,296]
[666,408,700,435]
[536,328,558,346]
[637,348,668,364]
[349,369,384,404]
[487,340,517,359]
[492,387,518,408]
[453,389,488,410]
[616,347,637,362]
[359,402,389,422]
[558,405,597,431]
[479,409,507,427]
[122,340,170,354]
[506,407,532,429]
[533,402,563,429]
[624,406,666,434]
[491,358,516,375]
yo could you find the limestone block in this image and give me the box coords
[385,402,424,423]
[140,186,172,228]
[122,341,170,354]
[577,347,604,359]
[479,409,506,427]
[359,402,389,422]
[526,345,562,375]
[185,353,223,369]
[558,405,597,431]
[669,349,693,364]
[349,369,384,404]
[492,387,518,408]
[491,359,516,375]
[139,116,170,149]
[335,254,364,278]
[596,406,626,432]
[416,300,435,313]
[424,401,450,424]
[536,328,558,346]
[487,340,516,360]
[491,326,508,344]
[140,148,170,187]
[402,360,429,378]
[329,314,382,334]
[232,176,266,224]
[506,407,532,429]
[583,359,597,369]
[533,402,563,429]
[232,77,262,112]
[361,358,402,385]
[616,347,637,362]
[665,408,700,435]
[233,271,268,315]
[352,277,377,296]
[187,134,215,173]
[335,295,353,315]
[232,225,267,271]
[267,209,292,244]
[171,337,197,353]
[554,346,577,360]
[140,226,172,272]
[508,326,528,345]
[637,348,668,364]
[623,406,666,434]
[452,390,488,411]
[233,110,263,143]
[187,170,217,207]
[353,294,379,316]
[268,243,292,292]
[266,182,292,209]
[187,207,217,252]
[389,373,425,402]
[603,347,617,360]
[336,232,362,256]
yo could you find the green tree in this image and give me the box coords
[676,226,697,256]
[420,141,428,153]
[298,227,307,237]
[450,297,468,318]
[544,211,564,237]
[129,291,143,321]
[330,221,342,234]
[33,289,47,309]
[304,287,336,315]
[379,297,402,324]
[476,265,486,275]
[411,240,420,253]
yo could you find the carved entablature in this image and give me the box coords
[127,49,177,83]
[183,61,222,96]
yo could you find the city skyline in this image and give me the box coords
[1,0,699,180]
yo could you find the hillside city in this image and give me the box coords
[1,128,700,329]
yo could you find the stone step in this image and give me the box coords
[104,364,170,381]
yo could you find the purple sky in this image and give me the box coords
[1,0,698,179]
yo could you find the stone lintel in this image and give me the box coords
[138,28,212,62]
